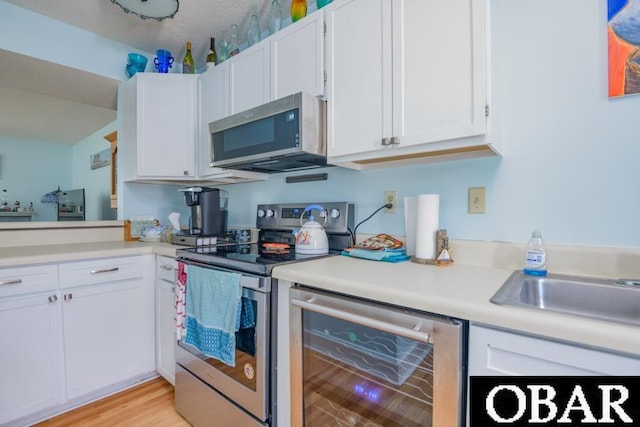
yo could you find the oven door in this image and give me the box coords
[290,286,466,427]
[175,264,271,423]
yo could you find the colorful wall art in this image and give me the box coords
[608,0,640,97]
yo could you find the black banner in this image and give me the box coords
[469,376,640,426]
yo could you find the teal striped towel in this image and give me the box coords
[341,248,410,263]
[184,265,242,366]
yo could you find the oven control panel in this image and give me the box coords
[257,202,354,233]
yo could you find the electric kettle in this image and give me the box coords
[294,204,329,255]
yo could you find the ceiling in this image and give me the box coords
[2,0,299,144]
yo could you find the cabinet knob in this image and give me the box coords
[389,136,400,145]
[63,293,73,301]
[183,170,189,176]
[48,295,58,303]
[381,137,391,146]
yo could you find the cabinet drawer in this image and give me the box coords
[469,324,640,376]
[59,256,144,289]
[156,256,177,283]
[0,264,58,298]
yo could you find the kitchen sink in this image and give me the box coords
[490,270,640,327]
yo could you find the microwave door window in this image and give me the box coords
[212,109,299,162]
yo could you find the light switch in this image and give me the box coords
[468,187,486,214]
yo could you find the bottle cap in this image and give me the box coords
[186,41,192,49]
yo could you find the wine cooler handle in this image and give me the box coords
[290,297,431,343]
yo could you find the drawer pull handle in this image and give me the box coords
[90,267,120,274]
[48,295,58,303]
[0,279,22,286]
[160,265,173,271]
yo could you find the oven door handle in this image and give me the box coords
[290,296,431,343]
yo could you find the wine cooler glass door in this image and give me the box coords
[289,287,466,427]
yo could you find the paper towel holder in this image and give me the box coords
[411,229,449,265]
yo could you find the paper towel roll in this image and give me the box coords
[414,194,439,260]
[404,197,417,256]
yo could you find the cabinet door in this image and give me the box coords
[135,74,197,178]
[198,64,230,177]
[326,0,392,157]
[0,293,64,424]
[62,280,148,400]
[392,0,487,147]
[271,11,325,99]
[468,324,640,376]
[156,279,176,385]
[229,42,271,114]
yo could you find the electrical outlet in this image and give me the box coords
[468,187,486,214]
[384,191,397,213]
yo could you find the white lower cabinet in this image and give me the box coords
[0,265,64,425]
[61,281,149,399]
[155,255,177,385]
[0,255,155,426]
[468,323,640,376]
[59,256,155,400]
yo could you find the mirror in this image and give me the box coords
[0,49,120,223]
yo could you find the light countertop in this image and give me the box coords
[0,241,178,267]
[272,255,640,357]
[1,240,637,357]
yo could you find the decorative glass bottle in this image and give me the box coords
[229,24,240,57]
[268,0,282,35]
[247,0,261,46]
[206,37,217,70]
[1,189,8,211]
[182,41,194,74]
[290,0,307,22]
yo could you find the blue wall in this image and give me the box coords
[0,123,116,222]
[5,0,640,248]
[0,137,73,221]
[218,0,640,248]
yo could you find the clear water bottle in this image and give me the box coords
[523,230,547,276]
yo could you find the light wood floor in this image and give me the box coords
[35,378,191,427]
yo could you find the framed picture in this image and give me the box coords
[608,0,640,97]
[90,148,111,170]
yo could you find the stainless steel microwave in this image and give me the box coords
[210,92,327,173]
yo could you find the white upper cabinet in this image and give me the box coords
[198,64,268,182]
[119,72,267,184]
[271,11,326,99]
[119,73,198,181]
[229,42,271,114]
[326,0,495,169]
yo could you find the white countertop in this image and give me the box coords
[272,255,640,357]
[0,240,178,267]
[1,239,637,357]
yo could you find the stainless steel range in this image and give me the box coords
[175,202,354,427]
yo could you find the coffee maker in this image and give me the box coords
[178,187,229,237]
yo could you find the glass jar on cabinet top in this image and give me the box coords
[316,0,332,9]
[247,0,261,46]
[268,0,282,35]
